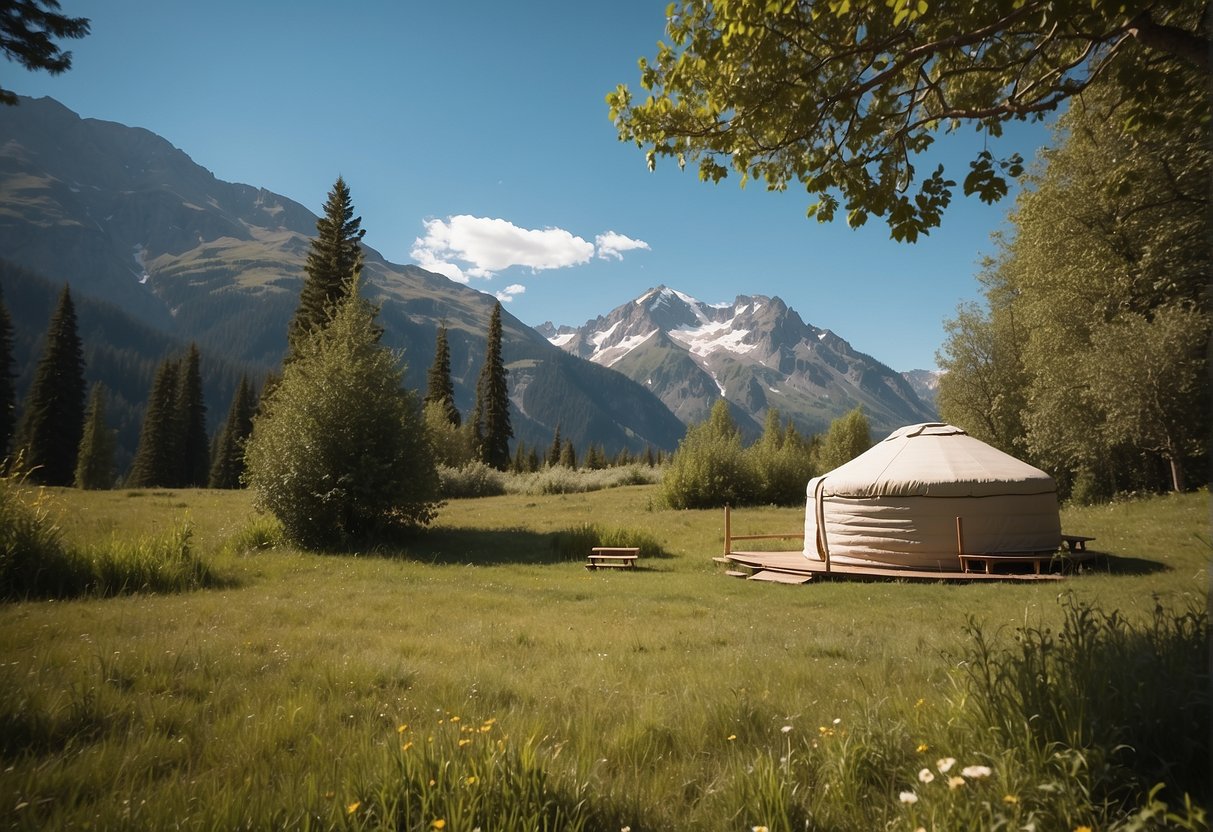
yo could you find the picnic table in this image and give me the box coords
[586,547,639,570]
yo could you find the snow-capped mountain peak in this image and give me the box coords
[544,286,936,436]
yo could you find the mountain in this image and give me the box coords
[543,286,936,437]
[902,369,942,412]
[0,96,685,459]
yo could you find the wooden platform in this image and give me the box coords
[723,551,1067,583]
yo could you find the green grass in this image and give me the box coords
[0,486,1206,830]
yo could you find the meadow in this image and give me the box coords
[0,484,1207,831]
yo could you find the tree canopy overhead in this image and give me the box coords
[0,0,90,106]
[608,0,1209,240]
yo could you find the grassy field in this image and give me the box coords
[0,485,1207,830]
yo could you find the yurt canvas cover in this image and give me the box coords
[804,423,1061,571]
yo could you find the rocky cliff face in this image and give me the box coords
[546,286,936,436]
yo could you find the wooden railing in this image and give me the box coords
[723,506,805,556]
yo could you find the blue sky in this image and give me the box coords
[10,0,1055,371]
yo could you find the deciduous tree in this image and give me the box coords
[609,0,1208,240]
[16,285,85,485]
[812,407,871,473]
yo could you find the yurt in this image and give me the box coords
[804,423,1061,571]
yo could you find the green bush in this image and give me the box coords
[662,401,757,509]
[550,523,668,560]
[437,461,507,498]
[244,281,442,548]
[0,467,70,598]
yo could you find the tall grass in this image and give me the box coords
[0,470,220,599]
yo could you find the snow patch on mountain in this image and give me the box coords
[598,329,658,367]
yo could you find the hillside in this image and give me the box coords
[0,96,685,458]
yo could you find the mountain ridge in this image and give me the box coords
[0,96,686,459]
[544,285,937,437]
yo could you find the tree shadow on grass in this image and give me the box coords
[371,526,672,567]
[1076,550,1168,577]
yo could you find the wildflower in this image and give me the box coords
[899,790,919,804]
[947,775,965,790]
[466,775,479,786]
[916,742,929,753]
[727,734,737,741]
[402,741,414,752]
[622,827,631,832]
[1074,827,1092,832]
[432,821,446,830]
[1003,794,1019,805]
[449,715,461,723]
[753,827,769,832]
[914,697,925,708]
[397,723,409,734]
[346,801,361,815]
[962,765,992,779]
[918,768,935,784]
[458,738,472,748]
[832,717,841,725]
[936,757,956,773]
[781,725,793,734]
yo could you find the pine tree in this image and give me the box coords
[0,283,14,457]
[547,423,562,468]
[285,176,366,363]
[560,439,577,469]
[472,302,512,470]
[127,357,181,488]
[74,383,114,489]
[16,285,85,485]
[424,325,460,427]
[208,375,256,489]
[174,343,208,487]
[526,446,540,472]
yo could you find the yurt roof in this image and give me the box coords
[819,423,1056,499]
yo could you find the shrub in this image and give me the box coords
[0,467,70,598]
[221,516,284,555]
[437,462,507,498]
[662,401,757,509]
[550,523,668,560]
[244,280,441,548]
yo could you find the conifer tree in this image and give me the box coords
[16,285,85,485]
[174,344,208,487]
[547,423,562,468]
[74,383,114,489]
[424,325,460,427]
[472,302,512,470]
[560,439,577,469]
[0,283,14,457]
[285,176,366,363]
[208,375,256,489]
[127,357,181,488]
[527,446,540,472]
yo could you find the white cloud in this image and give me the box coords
[595,231,650,260]
[495,283,526,303]
[411,215,594,279]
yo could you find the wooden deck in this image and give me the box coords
[722,551,1068,583]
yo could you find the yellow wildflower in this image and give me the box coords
[458,738,472,747]
[727,734,737,741]
[402,741,414,752]
[466,775,479,786]
[397,723,409,734]
[947,775,965,789]
[916,742,929,753]
[1003,794,1019,805]
[914,698,925,708]
[449,715,461,723]
[346,801,361,815]
[432,820,446,830]
[1074,827,1092,832]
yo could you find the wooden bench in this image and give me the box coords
[1061,534,1095,553]
[586,547,639,570]
[959,552,1059,575]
